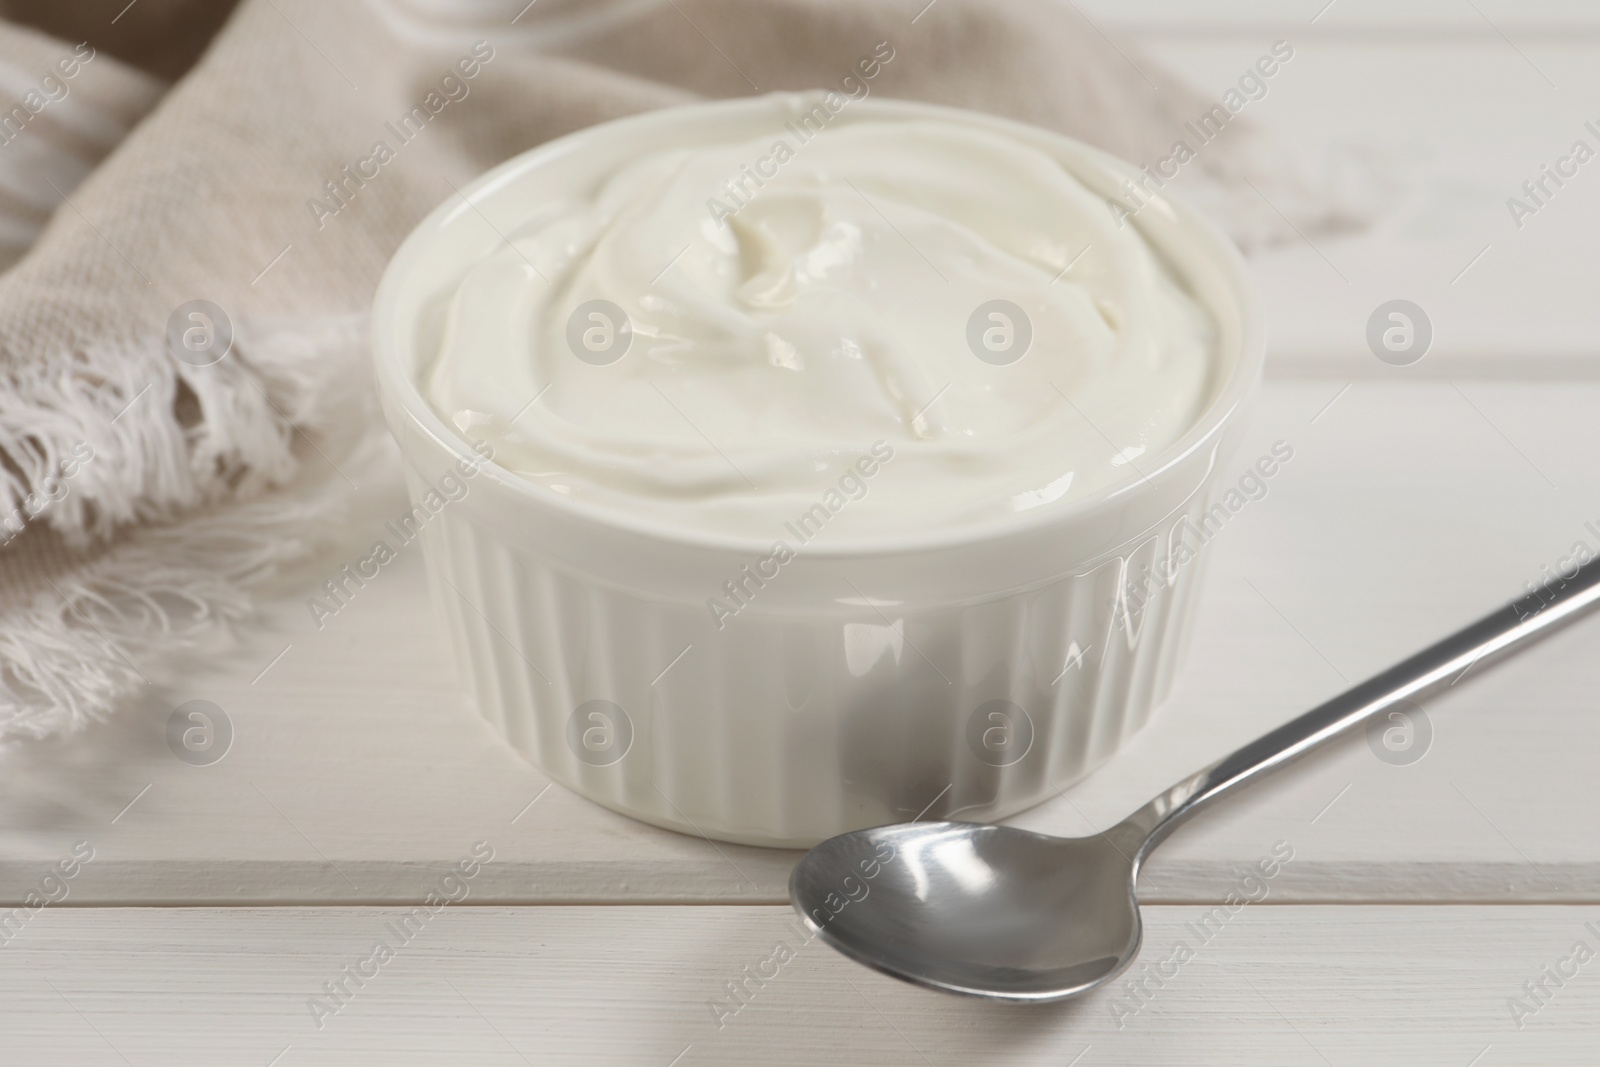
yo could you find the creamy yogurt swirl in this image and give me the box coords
[422,96,1215,541]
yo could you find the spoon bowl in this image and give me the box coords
[791,821,1142,1001]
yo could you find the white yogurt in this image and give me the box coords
[421,94,1215,540]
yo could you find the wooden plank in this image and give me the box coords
[0,904,1592,1064]
[2,382,1597,905]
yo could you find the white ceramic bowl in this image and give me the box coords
[372,94,1264,847]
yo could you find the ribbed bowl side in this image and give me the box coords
[413,485,1214,848]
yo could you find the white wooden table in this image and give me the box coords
[6,5,1600,1063]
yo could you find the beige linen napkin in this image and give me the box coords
[0,0,1366,741]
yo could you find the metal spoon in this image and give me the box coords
[791,561,1600,1001]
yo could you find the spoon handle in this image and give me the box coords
[1116,558,1600,858]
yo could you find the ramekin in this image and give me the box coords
[372,94,1264,847]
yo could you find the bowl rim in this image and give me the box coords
[372,92,1265,560]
